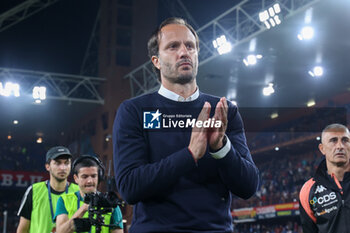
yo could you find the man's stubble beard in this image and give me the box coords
[331,156,349,167]
[51,172,67,183]
[161,61,198,85]
[174,74,195,85]
[334,160,348,167]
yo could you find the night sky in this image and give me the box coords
[0,0,240,76]
[0,0,99,74]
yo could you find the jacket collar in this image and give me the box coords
[314,158,350,191]
[158,85,199,102]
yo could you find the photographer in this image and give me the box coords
[54,155,123,233]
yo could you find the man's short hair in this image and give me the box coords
[147,17,200,81]
[73,157,99,176]
[321,123,349,141]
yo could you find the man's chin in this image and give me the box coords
[53,176,67,182]
[84,188,97,193]
[334,159,348,167]
[174,75,194,85]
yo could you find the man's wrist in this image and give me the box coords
[210,136,227,152]
[188,147,198,164]
[209,135,231,159]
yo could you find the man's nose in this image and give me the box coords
[336,140,345,149]
[86,176,93,183]
[59,164,68,169]
[178,43,190,58]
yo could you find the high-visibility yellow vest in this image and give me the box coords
[30,181,79,233]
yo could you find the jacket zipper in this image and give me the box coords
[331,173,344,206]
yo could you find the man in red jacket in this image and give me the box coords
[299,123,350,233]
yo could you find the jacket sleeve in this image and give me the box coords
[299,179,318,233]
[113,101,197,204]
[299,202,318,233]
[17,185,33,219]
[215,105,260,199]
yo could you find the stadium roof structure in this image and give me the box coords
[0,0,350,143]
[0,0,103,143]
[126,0,350,108]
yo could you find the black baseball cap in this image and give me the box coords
[46,146,72,162]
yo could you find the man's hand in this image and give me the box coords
[56,203,89,233]
[16,217,30,233]
[208,97,228,151]
[188,102,211,160]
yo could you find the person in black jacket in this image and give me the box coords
[113,17,259,233]
[299,123,350,233]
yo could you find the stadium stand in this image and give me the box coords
[0,141,47,232]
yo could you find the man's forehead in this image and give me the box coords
[159,24,196,42]
[53,157,71,163]
[323,129,350,138]
[78,166,98,175]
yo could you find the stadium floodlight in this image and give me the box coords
[243,54,263,66]
[13,120,18,125]
[307,99,316,107]
[264,21,271,29]
[259,3,282,29]
[105,134,112,142]
[270,112,278,119]
[36,137,43,144]
[0,81,20,97]
[262,83,275,96]
[316,136,321,141]
[231,100,237,106]
[308,66,323,77]
[7,135,12,140]
[33,86,46,100]
[274,15,281,25]
[275,147,279,151]
[298,26,314,40]
[313,66,323,76]
[212,35,232,55]
[273,3,281,14]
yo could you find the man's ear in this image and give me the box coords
[73,174,78,184]
[151,56,160,70]
[45,163,50,172]
[319,143,325,155]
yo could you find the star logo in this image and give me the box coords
[151,109,161,122]
[143,109,162,129]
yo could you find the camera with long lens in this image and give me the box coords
[73,192,124,233]
[84,191,123,209]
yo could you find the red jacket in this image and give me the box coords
[299,159,350,233]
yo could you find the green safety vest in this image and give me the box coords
[60,192,114,233]
[30,181,79,233]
